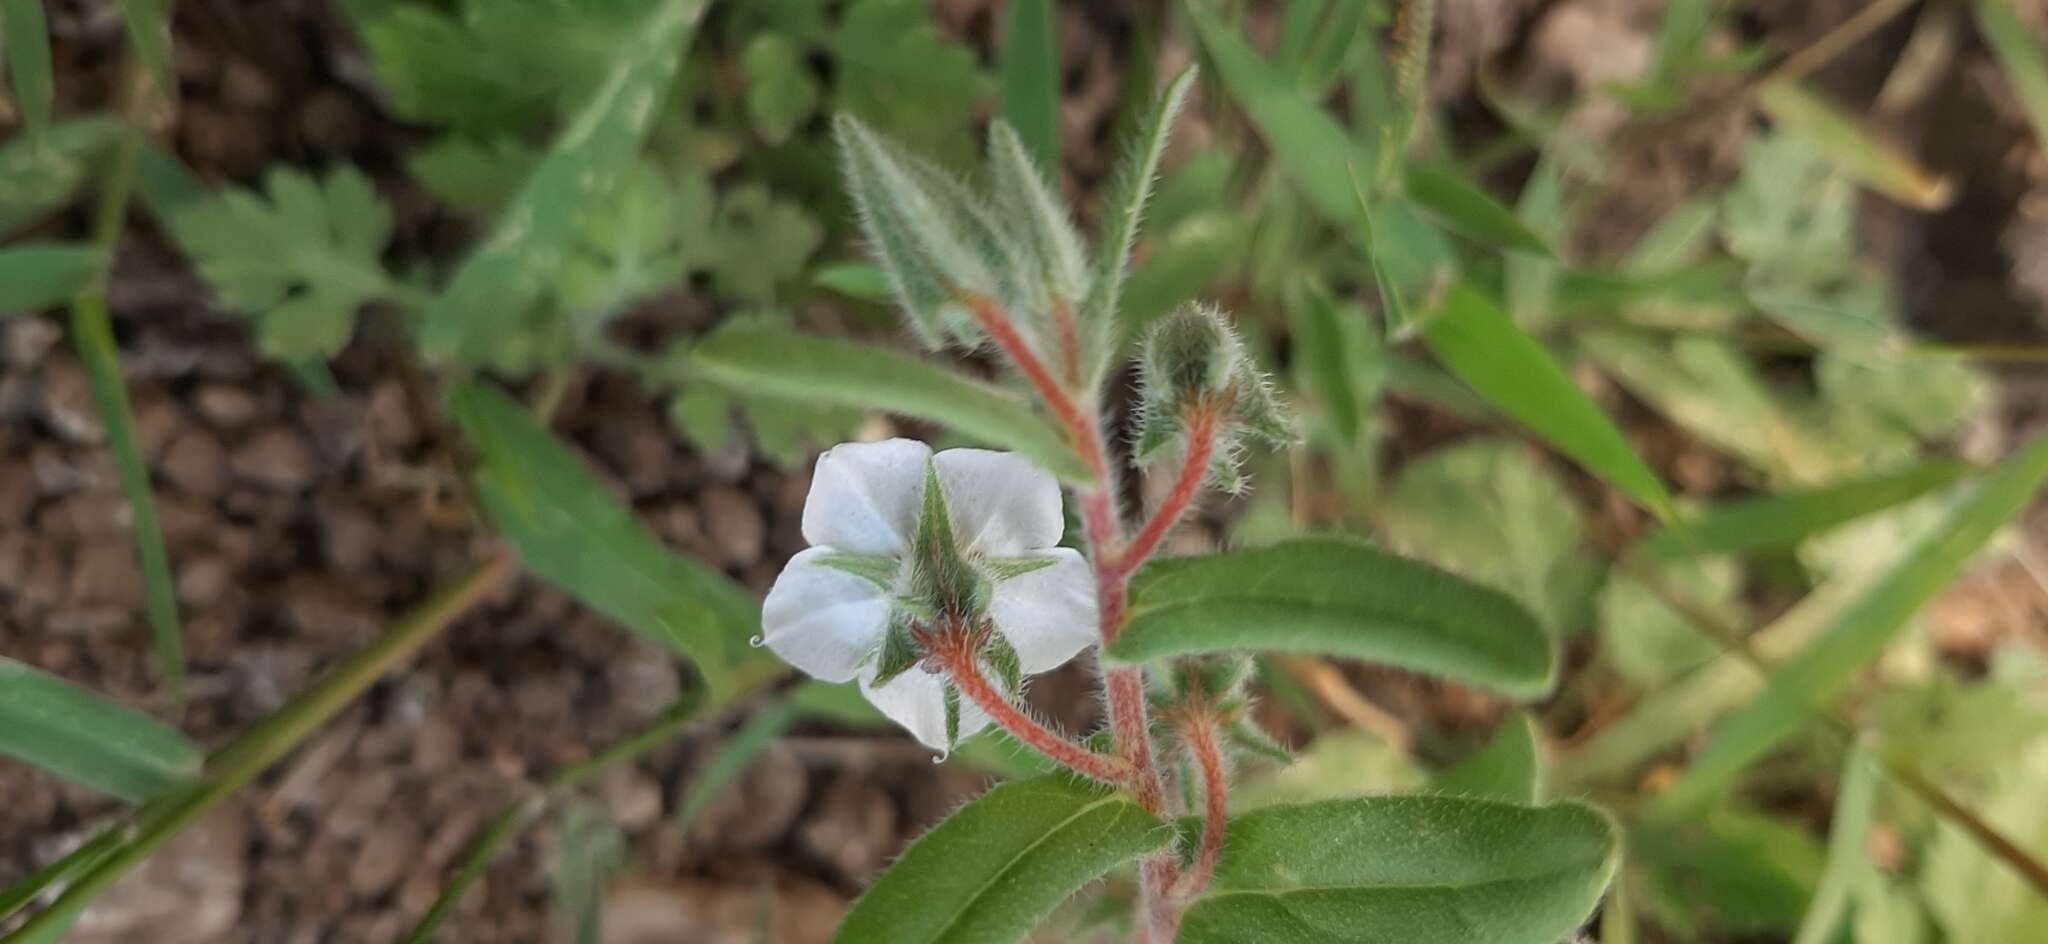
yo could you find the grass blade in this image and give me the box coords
[1435,711,1541,803]
[2,0,53,137]
[673,699,799,832]
[110,0,175,94]
[1403,162,1553,255]
[689,324,1089,481]
[1976,0,2048,146]
[1792,741,1882,944]
[1757,81,1952,210]
[0,243,101,313]
[1636,459,1974,559]
[997,0,1059,168]
[0,657,200,802]
[1655,435,2048,812]
[1420,284,1675,517]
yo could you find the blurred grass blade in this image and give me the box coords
[1285,280,1362,443]
[111,0,175,94]
[1420,284,1675,518]
[1085,66,1196,341]
[72,292,185,703]
[0,243,101,313]
[1381,0,1437,184]
[0,656,200,802]
[1403,162,1553,256]
[1186,1,1370,222]
[1978,0,2048,146]
[674,700,799,832]
[1792,742,1881,944]
[998,0,1058,167]
[420,0,707,357]
[689,324,1089,481]
[1435,711,1541,803]
[1350,167,1414,332]
[1636,459,1974,560]
[450,381,767,698]
[1296,0,1368,96]
[2,0,53,137]
[1650,0,1722,81]
[1505,153,1566,323]
[1757,81,1953,210]
[1656,435,2048,812]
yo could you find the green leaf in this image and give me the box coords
[1186,2,1368,224]
[408,135,539,214]
[1636,459,1974,560]
[1980,0,2048,149]
[997,0,1059,168]
[1085,66,1196,348]
[1234,730,1424,811]
[833,0,988,158]
[1435,711,1540,803]
[1284,280,1365,444]
[1105,538,1557,698]
[1656,435,2048,812]
[1756,81,1952,210]
[3,0,53,137]
[1402,162,1553,256]
[689,324,1089,482]
[418,0,708,359]
[703,184,823,304]
[743,33,820,145]
[0,243,100,314]
[1632,806,1826,938]
[835,775,1169,944]
[813,261,893,302]
[1380,439,1599,637]
[164,166,398,360]
[450,381,765,698]
[1177,796,1618,944]
[988,120,1089,307]
[1793,742,1883,944]
[1420,284,1674,518]
[1599,556,1739,689]
[112,0,174,94]
[0,117,121,236]
[0,656,201,803]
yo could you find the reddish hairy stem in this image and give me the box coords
[938,645,1132,785]
[1116,406,1219,575]
[1176,719,1229,901]
[965,296,1108,483]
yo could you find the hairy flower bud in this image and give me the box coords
[1133,305,1297,492]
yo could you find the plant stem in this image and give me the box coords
[965,296,1108,483]
[404,691,714,943]
[939,643,1132,785]
[0,825,128,921]
[1116,406,1218,574]
[1,554,515,944]
[1174,718,1228,902]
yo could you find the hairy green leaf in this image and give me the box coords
[835,775,1169,944]
[450,381,765,697]
[3,0,53,137]
[1435,711,1541,803]
[1178,796,1617,944]
[1636,459,1973,559]
[988,120,1089,307]
[1422,285,1674,517]
[1657,435,2048,811]
[1106,538,1556,698]
[1403,162,1552,255]
[0,243,99,314]
[0,656,201,803]
[1085,67,1196,350]
[689,324,1088,482]
[419,0,707,359]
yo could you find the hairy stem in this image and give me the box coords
[940,644,1132,785]
[1175,718,1228,902]
[1117,406,1218,575]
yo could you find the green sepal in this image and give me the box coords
[983,554,1060,582]
[815,552,902,590]
[909,460,987,620]
[944,685,963,747]
[1226,717,1295,765]
[982,631,1024,694]
[870,617,923,689]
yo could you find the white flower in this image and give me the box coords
[761,439,1098,750]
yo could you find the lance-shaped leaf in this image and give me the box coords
[1421,284,1675,518]
[1177,796,1618,944]
[1084,66,1197,357]
[987,120,1089,306]
[419,0,707,358]
[1403,162,1553,256]
[3,0,53,138]
[1655,435,2048,812]
[835,775,1169,944]
[1104,538,1556,698]
[0,656,201,803]
[1980,0,2048,147]
[0,243,99,314]
[450,381,766,698]
[689,324,1089,482]
[1635,459,1973,560]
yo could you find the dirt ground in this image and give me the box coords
[2,2,2047,943]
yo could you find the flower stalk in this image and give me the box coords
[934,632,1132,785]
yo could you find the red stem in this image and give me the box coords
[1116,406,1219,575]
[939,644,1132,785]
[965,296,1108,483]
[1176,719,1228,901]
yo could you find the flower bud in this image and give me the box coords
[1134,305,1297,491]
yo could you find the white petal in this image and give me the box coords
[988,548,1099,673]
[801,439,932,556]
[933,449,1064,556]
[761,548,891,683]
[860,668,992,751]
